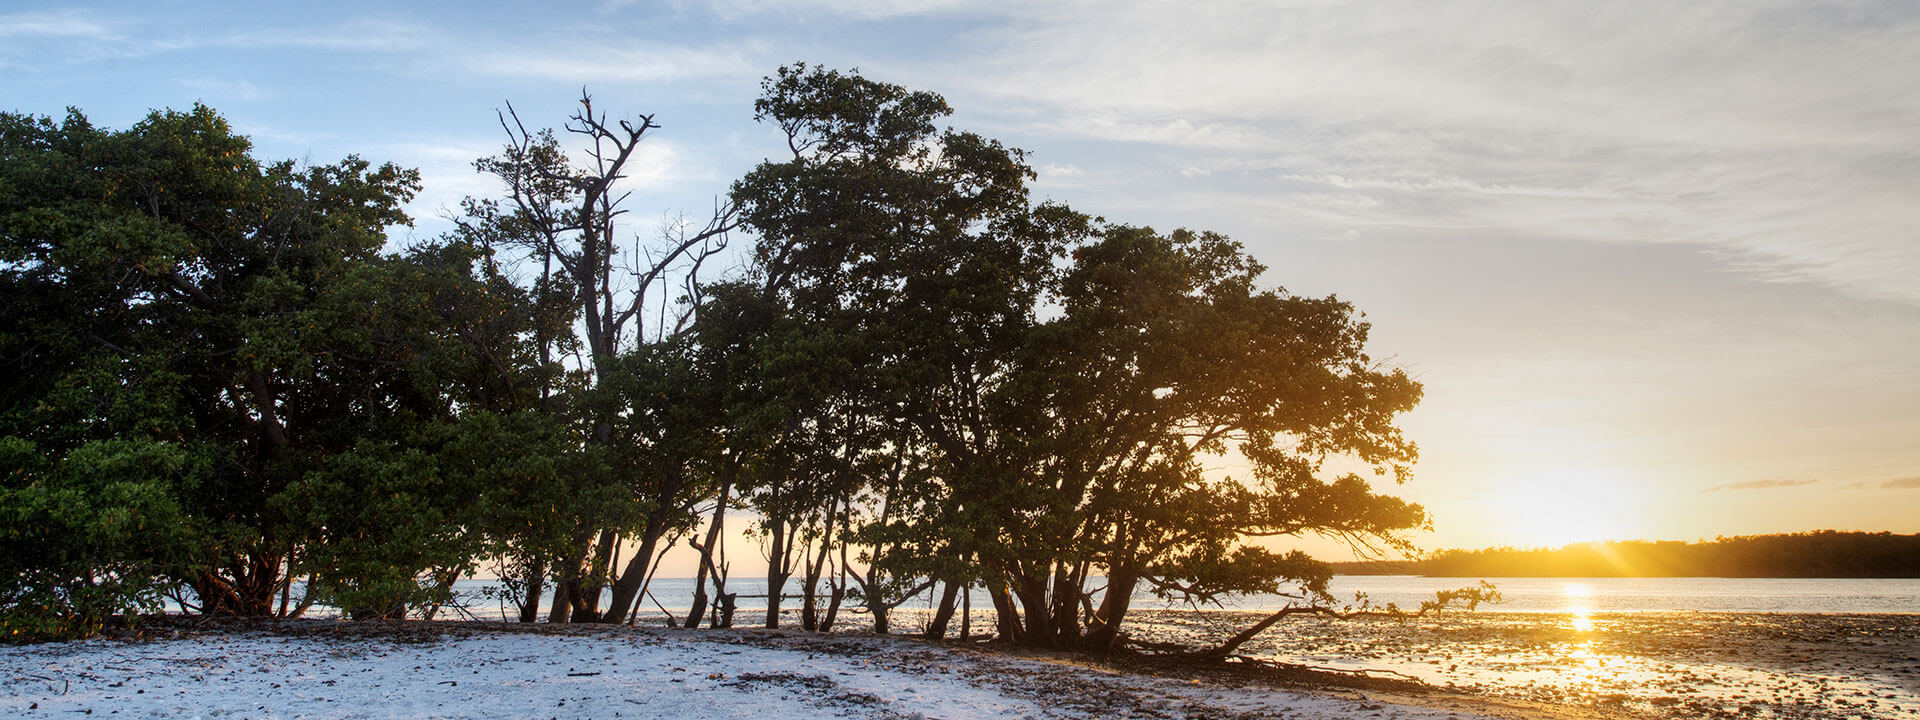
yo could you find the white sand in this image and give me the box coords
[0,623,1511,719]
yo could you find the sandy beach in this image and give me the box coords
[0,619,1632,720]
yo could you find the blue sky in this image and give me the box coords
[5,0,1918,557]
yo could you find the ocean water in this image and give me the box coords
[436,575,1920,621]
[1242,575,1920,614]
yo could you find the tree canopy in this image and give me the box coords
[0,105,582,636]
[727,64,1429,649]
[3,67,1433,651]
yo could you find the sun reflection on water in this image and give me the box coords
[1562,582,1595,632]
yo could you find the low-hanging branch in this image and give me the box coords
[1171,583,1501,659]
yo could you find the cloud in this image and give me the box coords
[1280,174,1622,201]
[933,0,1920,304]
[373,135,698,240]
[1882,477,1920,489]
[366,140,505,228]
[2,12,437,69]
[0,10,116,39]
[466,43,757,84]
[215,21,433,53]
[1034,163,1083,187]
[174,78,267,103]
[0,9,133,68]
[693,0,985,21]
[1702,478,1818,492]
[1035,114,1284,151]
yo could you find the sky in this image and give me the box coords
[4,0,1917,565]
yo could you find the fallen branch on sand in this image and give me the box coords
[1135,582,1502,659]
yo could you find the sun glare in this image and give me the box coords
[1562,582,1596,632]
[1488,468,1649,549]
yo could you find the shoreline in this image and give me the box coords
[3,617,1642,720]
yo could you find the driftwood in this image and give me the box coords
[1226,654,1421,681]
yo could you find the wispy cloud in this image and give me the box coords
[694,0,984,21]
[371,135,699,240]
[1280,174,1623,201]
[0,9,132,68]
[214,20,435,53]
[2,12,436,68]
[0,10,116,39]
[367,140,506,228]
[173,78,267,103]
[466,43,757,84]
[933,0,1920,304]
[1703,478,1818,492]
[1883,476,1920,490]
[1033,163,1083,187]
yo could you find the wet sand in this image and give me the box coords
[1127,609,1920,719]
[14,611,1910,718]
[2,618,1562,719]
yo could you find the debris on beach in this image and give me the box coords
[0,621,1510,720]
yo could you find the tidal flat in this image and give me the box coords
[3,612,1911,719]
[1130,609,1920,719]
[1,619,1556,720]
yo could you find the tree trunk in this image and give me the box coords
[820,540,848,632]
[820,585,844,632]
[685,551,711,629]
[1049,564,1083,648]
[547,575,574,623]
[568,584,599,622]
[519,559,545,623]
[924,580,961,639]
[960,584,971,640]
[801,571,819,631]
[196,551,285,617]
[421,567,463,622]
[708,530,733,627]
[276,548,295,618]
[800,510,835,631]
[683,475,731,628]
[1084,564,1138,650]
[288,573,319,618]
[597,527,658,625]
[765,514,790,629]
[601,517,669,624]
[578,529,620,619]
[1013,574,1054,647]
[988,582,1020,641]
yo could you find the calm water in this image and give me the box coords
[437,575,1920,620]
[1232,575,1920,614]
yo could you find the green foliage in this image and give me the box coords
[2,103,583,629]
[4,72,1439,646]
[730,65,1430,648]
[0,437,202,642]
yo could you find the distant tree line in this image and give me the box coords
[1333,532,1920,577]
[2,65,1429,645]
